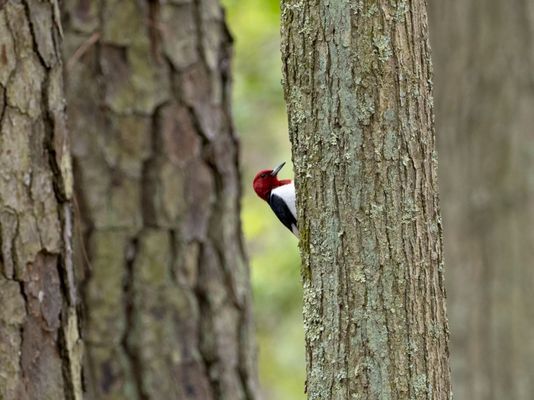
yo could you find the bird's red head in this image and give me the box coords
[253,162,290,201]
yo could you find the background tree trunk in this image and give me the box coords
[0,1,83,399]
[63,1,257,399]
[281,1,451,399]
[430,1,534,399]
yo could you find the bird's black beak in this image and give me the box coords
[271,162,286,176]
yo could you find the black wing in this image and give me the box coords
[269,193,298,235]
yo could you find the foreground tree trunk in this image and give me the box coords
[430,1,534,399]
[0,1,82,399]
[282,1,451,398]
[63,1,257,399]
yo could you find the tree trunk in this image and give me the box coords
[0,1,83,399]
[429,1,534,399]
[281,1,451,399]
[63,1,257,399]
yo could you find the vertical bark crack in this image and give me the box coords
[121,236,147,400]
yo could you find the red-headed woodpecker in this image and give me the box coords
[253,162,298,237]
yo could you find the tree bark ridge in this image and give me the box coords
[63,0,257,399]
[0,1,82,399]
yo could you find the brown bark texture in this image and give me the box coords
[281,1,452,399]
[0,1,83,399]
[430,1,534,399]
[63,0,257,399]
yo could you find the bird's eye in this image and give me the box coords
[261,173,267,178]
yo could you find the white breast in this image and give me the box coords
[271,182,297,219]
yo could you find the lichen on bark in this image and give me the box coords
[281,1,452,399]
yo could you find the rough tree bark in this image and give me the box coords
[63,1,257,399]
[430,1,534,399]
[0,1,83,399]
[281,1,451,399]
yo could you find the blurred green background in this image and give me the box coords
[221,1,305,399]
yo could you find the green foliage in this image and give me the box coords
[222,1,305,398]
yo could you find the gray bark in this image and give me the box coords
[63,0,258,399]
[0,1,82,399]
[430,1,534,399]
[281,1,452,399]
